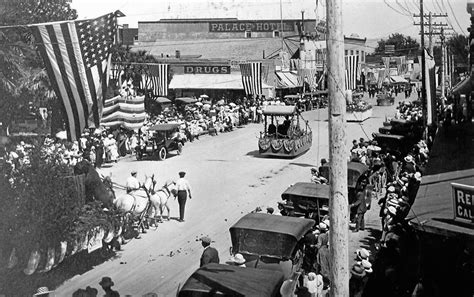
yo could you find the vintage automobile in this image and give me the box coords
[136,123,184,161]
[258,105,312,158]
[229,213,315,279]
[278,182,329,222]
[372,132,410,156]
[177,263,285,297]
[376,92,395,106]
[319,162,370,204]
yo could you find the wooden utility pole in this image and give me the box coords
[326,0,349,295]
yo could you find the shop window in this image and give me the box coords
[273,30,280,38]
[245,30,252,38]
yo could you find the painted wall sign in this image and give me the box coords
[209,21,294,32]
[451,182,474,223]
[184,65,230,74]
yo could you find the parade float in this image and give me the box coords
[346,99,373,122]
[258,105,312,158]
[0,142,124,276]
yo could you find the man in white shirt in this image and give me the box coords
[175,171,192,222]
[126,171,140,194]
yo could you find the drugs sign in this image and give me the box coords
[451,183,474,223]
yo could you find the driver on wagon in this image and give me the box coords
[126,171,140,194]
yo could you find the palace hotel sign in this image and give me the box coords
[209,20,295,32]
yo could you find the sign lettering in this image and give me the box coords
[184,65,231,74]
[209,21,295,32]
[452,183,474,223]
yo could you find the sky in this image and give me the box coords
[71,0,470,41]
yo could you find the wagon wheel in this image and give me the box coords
[136,150,142,160]
[157,146,167,160]
[177,142,183,155]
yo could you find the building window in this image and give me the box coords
[356,50,359,56]
[134,35,138,41]
[345,50,348,56]
[350,50,354,55]
[245,31,251,38]
[361,50,365,62]
[273,30,280,38]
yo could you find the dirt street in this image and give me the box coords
[55,94,406,296]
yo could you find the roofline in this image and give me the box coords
[139,18,317,24]
[344,35,367,42]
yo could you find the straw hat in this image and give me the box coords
[33,287,54,296]
[361,259,373,273]
[231,253,246,265]
[356,248,370,260]
[350,263,366,278]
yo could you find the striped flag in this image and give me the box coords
[240,62,262,96]
[344,55,359,90]
[101,95,146,130]
[148,64,169,96]
[31,12,118,141]
[299,68,319,92]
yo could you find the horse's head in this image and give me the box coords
[74,159,92,176]
[163,179,178,197]
[143,174,157,195]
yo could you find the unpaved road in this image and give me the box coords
[55,94,405,296]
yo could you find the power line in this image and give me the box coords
[384,0,412,17]
[446,0,466,35]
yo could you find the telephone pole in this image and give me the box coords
[326,0,349,296]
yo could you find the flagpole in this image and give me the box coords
[280,0,284,51]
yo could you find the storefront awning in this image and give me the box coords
[275,71,301,89]
[169,74,272,90]
[452,76,471,95]
[390,75,408,84]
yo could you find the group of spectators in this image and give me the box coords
[367,84,413,99]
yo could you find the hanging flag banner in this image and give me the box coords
[240,62,263,96]
[344,55,359,90]
[31,12,118,141]
[139,64,170,96]
[424,49,437,125]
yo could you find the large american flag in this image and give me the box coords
[240,62,263,96]
[31,12,117,141]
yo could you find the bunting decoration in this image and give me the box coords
[31,12,118,141]
[101,94,146,130]
[240,62,263,96]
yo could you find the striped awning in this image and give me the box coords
[275,71,301,89]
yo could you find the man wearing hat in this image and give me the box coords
[230,253,246,267]
[99,276,119,297]
[126,171,140,194]
[349,263,368,297]
[200,236,219,267]
[175,171,192,222]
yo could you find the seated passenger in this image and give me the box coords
[268,123,276,135]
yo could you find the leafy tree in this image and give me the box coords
[374,33,420,56]
[446,34,468,67]
[0,0,77,133]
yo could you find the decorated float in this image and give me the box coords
[376,91,395,106]
[258,105,312,158]
[0,142,125,276]
[346,99,373,122]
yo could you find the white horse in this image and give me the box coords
[146,177,177,222]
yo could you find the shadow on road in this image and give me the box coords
[289,162,315,168]
[0,249,119,296]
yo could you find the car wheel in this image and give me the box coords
[157,147,167,160]
[177,142,183,155]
